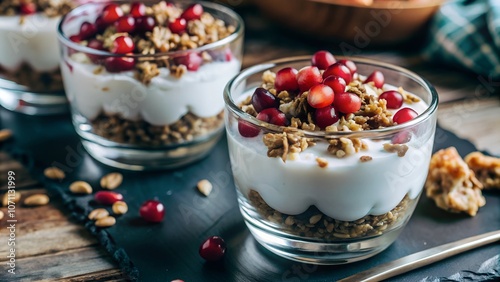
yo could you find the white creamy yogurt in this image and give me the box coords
[0,14,61,72]
[227,89,434,221]
[61,56,241,125]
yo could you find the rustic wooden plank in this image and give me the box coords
[53,269,128,282]
[9,247,117,280]
[0,152,39,190]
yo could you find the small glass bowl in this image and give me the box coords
[0,6,73,115]
[224,56,438,264]
[57,1,244,170]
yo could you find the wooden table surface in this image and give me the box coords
[1,5,499,282]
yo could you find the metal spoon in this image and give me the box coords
[339,230,500,282]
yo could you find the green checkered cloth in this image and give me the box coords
[423,0,500,78]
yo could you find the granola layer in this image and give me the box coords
[0,64,63,92]
[0,0,73,17]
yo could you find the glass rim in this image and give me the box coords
[57,0,244,58]
[224,55,439,139]
[310,0,448,9]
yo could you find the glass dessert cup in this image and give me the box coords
[0,4,72,115]
[224,56,439,264]
[57,1,244,170]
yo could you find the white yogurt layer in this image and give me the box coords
[227,88,434,221]
[61,56,241,126]
[0,14,61,72]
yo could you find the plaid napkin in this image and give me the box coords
[423,0,500,78]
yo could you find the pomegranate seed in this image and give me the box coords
[224,48,232,61]
[393,107,417,124]
[392,131,411,144]
[130,2,146,18]
[307,84,334,109]
[199,236,226,262]
[86,39,105,63]
[238,120,259,137]
[94,191,123,205]
[297,66,322,92]
[251,87,278,112]
[169,18,187,34]
[314,106,339,129]
[19,3,36,15]
[364,71,384,88]
[115,16,135,33]
[337,59,357,75]
[323,75,346,94]
[94,16,108,32]
[379,90,403,109]
[79,22,97,40]
[275,67,299,92]
[175,53,203,71]
[111,36,134,54]
[256,108,288,126]
[311,50,336,70]
[139,200,165,223]
[181,4,203,21]
[135,16,156,32]
[104,56,135,73]
[334,92,361,114]
[101,3,123,24]
[69,35,81,43]
[323,63,352,84]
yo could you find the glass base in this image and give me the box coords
[239,195,408,265]
[79,128,224,171]
[0,87,68,115]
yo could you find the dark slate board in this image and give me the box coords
[1,107,499,282]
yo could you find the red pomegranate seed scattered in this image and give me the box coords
[224,48,232,61]
[20,3,36,15]
[275,67,299,92]
[199,236,226,262]
[297,66,322,92]
[102,3,123,24]
[175,53,203,71]
[169,18,187,34]
[379,90,403,109]
[69,35,81,43]
[337,59,357,75]
[139,200,165,223]
[181,3,203,21]
[251,87,278,112]
[135,16,156,32]
[323,63,352,84]
[79,22,97,40]
[307,84,334,109]
[130,2,146,18]
[364,71,384,88]
[256,108,288,126]
[314,106,339,129]
[311,50,336,70]
[393,107,417,124]
[115,16,135,33]
[238,120,260,138]
[111,36,135,54]
[323,75,346,94]
[94,191,123,205]
[104,56,135,73]
[334,92,361,114]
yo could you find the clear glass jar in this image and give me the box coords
[57,1,244,170]
[0,2,74,115]
[224,56,438,264]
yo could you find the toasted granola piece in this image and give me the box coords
[465,152,500,189]
[425,147,485,216]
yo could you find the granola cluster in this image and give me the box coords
[0,0,73,17]
[425,147,485,216]
[465,152,500,190]
[0,63,63,91]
